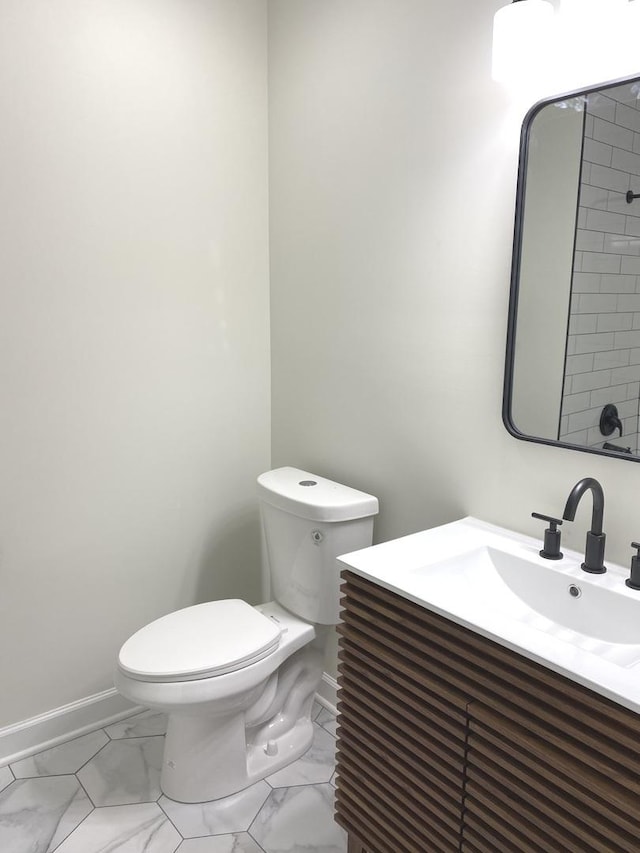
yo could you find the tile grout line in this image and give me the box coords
[3,708,343,852]
[156,796,186,841]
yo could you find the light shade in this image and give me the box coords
[555,0,630,90]
[492,0,554,83]
[559,0,627,14]
[493,0,640,95]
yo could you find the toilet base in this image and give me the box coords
[160,710,315,803]
[247,715,314,783]
[158,637,325,803]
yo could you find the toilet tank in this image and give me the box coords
[257,467,379,625]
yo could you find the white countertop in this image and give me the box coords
[338,517,640,715]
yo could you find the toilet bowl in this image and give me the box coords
[115,467,378,803]
[116,601,319,802]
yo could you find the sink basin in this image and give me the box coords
[413,546,640,665]
[338,517,640,713]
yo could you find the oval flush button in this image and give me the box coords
[299,480,317,487]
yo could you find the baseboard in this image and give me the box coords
[315,671,338,715]
[1,673,337,768]
[0,689,142,767]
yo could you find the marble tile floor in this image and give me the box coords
[0,702,345,853]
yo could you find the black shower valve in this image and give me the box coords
[600,404,623,438]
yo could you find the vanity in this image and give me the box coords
[334,518,640,853]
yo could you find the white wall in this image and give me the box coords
[268,0,640,674]
[0,0,270,728]
[6,0,640,730]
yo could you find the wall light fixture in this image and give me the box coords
[493,0,640,93]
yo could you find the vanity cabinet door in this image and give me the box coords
[346,836,371,853]
[463,702,640,853]
[336,572,470,853]
[336,571,640,853]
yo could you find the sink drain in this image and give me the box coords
[568,584,582,598]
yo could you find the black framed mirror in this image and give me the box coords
[504,74,640,461]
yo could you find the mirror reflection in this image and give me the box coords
[505,77,640,460]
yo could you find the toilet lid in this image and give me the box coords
[118,599,282,683]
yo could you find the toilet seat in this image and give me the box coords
[118,599,282,683]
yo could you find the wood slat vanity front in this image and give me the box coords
[335,571,640,853]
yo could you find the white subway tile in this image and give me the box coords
[588,163,630,193]
[621,256,640,275]
[576,229,605,252]
[587,426,609,446]
[572,272,602,293]
[624,217,640,238]
[562,391,592,414]
[617,398,639,418]
[565,353,595,374]
[564,428,590,445]
[616,102,640,133]
[609,84,640,106]
[573,332,615,354]
[587,94,617,122]
[630,348,640,364]
[612,146,640,177]
[604,232,640,254]
[596,313,633,333]
[584,208,626,233]
[577,207,588,229]
[615,330,640,348]
[591,383,630,407]
[569,314,598,334]
[600,274,636,293]
[571,369,613,392]
[612,364,640,384]
[576,293,618,313]
[617,294,640,312]
[583,138,613,166]
[593,117,634,151]
[606,189,631,214]
[580,252,620,274]
[567,408,601,433]
[593,349,631,370]
[582,185,609,210]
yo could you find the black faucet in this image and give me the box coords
[562,477,607,574]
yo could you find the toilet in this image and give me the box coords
[115,466,378,803]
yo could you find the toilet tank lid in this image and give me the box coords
[257,467,379,522]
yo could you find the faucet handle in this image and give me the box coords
[626,542,640,590]
[531,512,563,560]
[532,512,563,526]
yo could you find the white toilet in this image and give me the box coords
[115,466,378,803]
